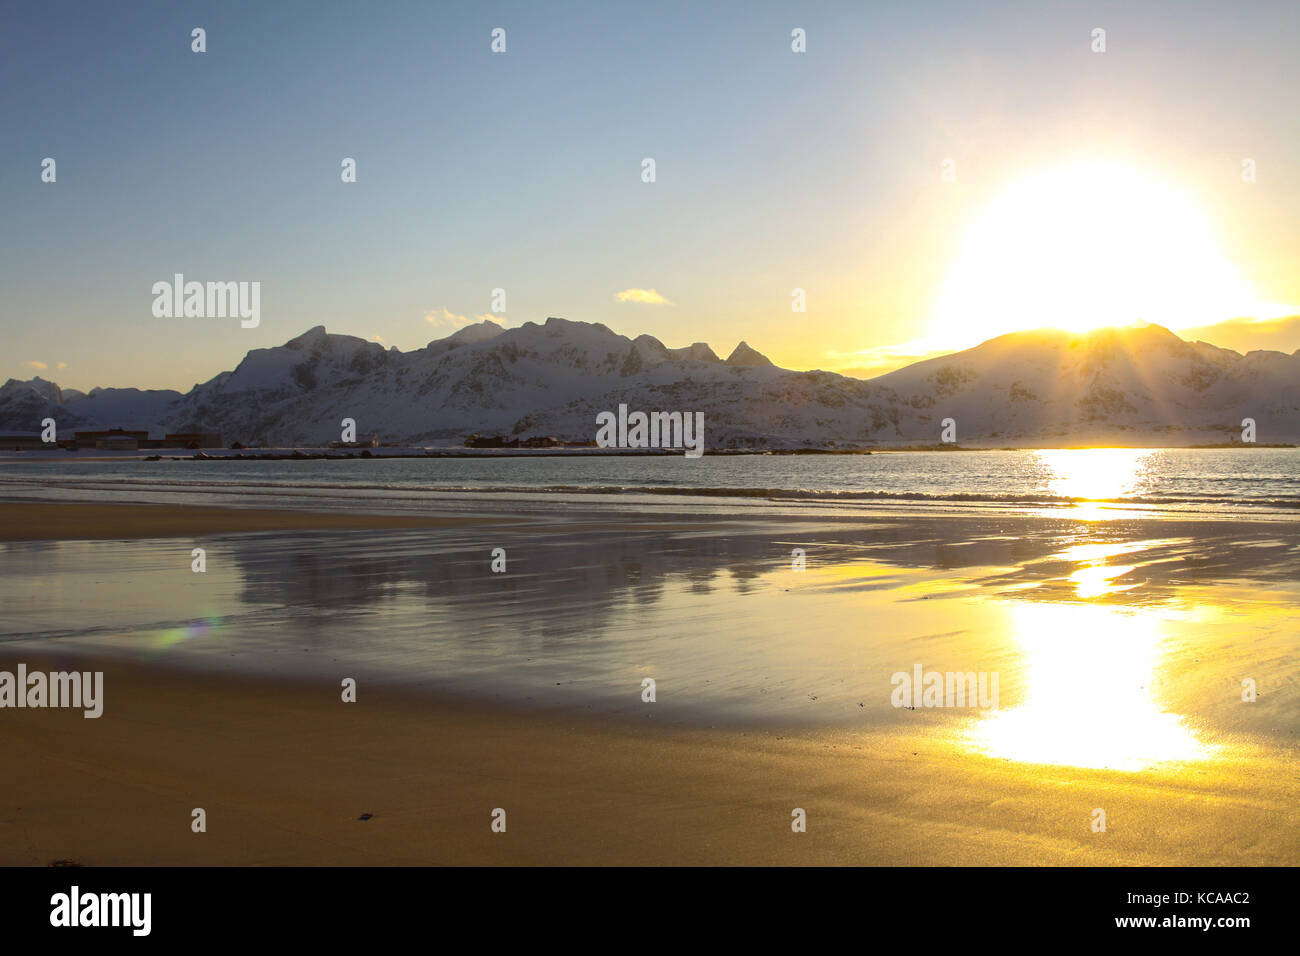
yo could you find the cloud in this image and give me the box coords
[24,360,47,371]
[373,334,385,344]
[615,288,674,306]
[425,307,474,328]
[424,307,500,336]
[56,361,67,370]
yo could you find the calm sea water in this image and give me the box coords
[0,447,1297,515]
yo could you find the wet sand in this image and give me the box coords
[0,501,499,541]
[1,499,1297,865]
[2,649,1295,866]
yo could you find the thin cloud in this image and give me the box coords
[425,307,474,328]
[615,288,674,306]
[56,361,68,369]
[24,360,48,371]
[424,307,501,336]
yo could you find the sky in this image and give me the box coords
[1,0,1297,390]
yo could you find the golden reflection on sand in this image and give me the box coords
[970,450,1214,768]
[970,602,1213,771]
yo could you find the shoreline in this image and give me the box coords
[3,490,1300,549]
[1,496,1297,543]
[0,501,506,541]
[2,495,1298,547]
[0,442,1295,464]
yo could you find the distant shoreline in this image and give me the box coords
[0,442,1294,464]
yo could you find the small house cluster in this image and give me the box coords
[0,428,223,451]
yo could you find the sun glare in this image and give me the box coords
[970,603,1212,771]
[1039,448,1150,503]
[930,161,1266,346]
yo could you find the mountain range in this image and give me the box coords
[3,318,1298,448]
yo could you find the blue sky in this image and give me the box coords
[2,0,1297,389]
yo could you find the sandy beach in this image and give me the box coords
[0,501,500,541]
[1,498,1297,866]
[2,647,1295,867]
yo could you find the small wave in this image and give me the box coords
[2,475,1297,509]
[528,486,1300,508]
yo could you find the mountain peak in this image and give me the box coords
[286,326,329,349]
[0,376,63,403]
[725,341,774,367]
[538,316,617,339]
[670,342,721,363]
[631,333,670,357]
[439,319,505,347]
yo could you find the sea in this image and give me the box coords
[0,447,1297,516]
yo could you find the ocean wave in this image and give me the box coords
[2,474,1297,509]
[531,486,1300,508]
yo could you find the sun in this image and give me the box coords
[929,160,1265,347]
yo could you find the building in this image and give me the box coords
[162,432,223,449]
[328,435,380,449]
[98,435,140,450]
[73,428,148,450]
[0,433,50,451]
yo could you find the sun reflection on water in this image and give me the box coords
[969,602,1212,771]
[1053,542,1143,598]
[1037,448,1154,518]
[971,447,1211,769]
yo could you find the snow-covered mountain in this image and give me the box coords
[3,318,1298,447]
[868,323,1300,445]
[0,377,184,434]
